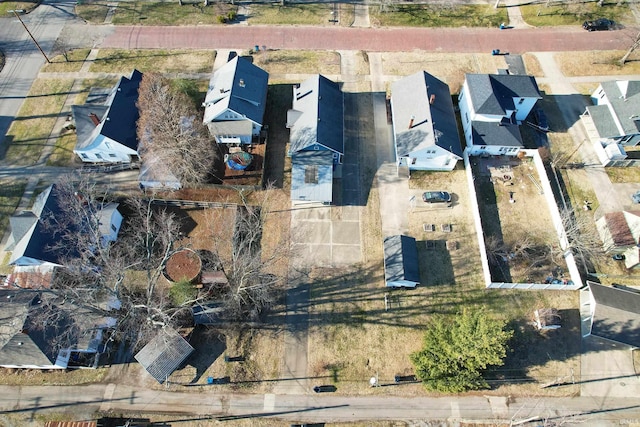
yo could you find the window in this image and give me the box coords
[108,153,117,158]
[304,165,318,184]
[465,113,469,124]
[111,224,117,232]
[95,153,103,159]
[80,153,88,159]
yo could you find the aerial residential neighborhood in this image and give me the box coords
[0,0,639,425]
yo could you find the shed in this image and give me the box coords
[134,328,194,383]
[383,235,420,288]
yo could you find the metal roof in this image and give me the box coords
[291,151,334,203]
[383,235,420,285]
[391,71,462,158]
[135,328,194,383]
[288,74,344,154]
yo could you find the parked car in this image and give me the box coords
[582,18,615,31]
[632,191,640,204]
[422,191,451,204]
[313,385,337,393]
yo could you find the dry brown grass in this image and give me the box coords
[522,53,544,77]
[0,367,108,385]
[252,50,341,75]
[381,52,507,93]
[555,49,640,77]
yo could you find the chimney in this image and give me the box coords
[89,113,100,126]
[429,94,436,105]
[239,79,245,88]
[408,115,415,129]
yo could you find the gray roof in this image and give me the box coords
[288,75,344,154]
[589,80,640,138]
[391,71,462,158]
[471,120,523,147]
[466,74,541,116]
[588,282,640,347]
[383,235,420,285]
[74,70,142,151]
[203,56,268,125]
[291,151,334,203]
[135,328,194,383]
[72,104,109,150]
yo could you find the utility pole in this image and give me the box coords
[10,10,50,63]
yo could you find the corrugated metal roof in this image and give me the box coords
[135,328,194,383]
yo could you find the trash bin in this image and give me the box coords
[207,376,214,384]
[492,49,500,56]
[500,23,505,30]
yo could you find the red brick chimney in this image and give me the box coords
[89,113,100,126]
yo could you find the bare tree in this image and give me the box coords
[620,30,640,65]
[137,73,217,188]
[551,207,604,268]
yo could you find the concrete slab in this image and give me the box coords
[303,222,332,244]
[332,244,362,264]
[292,206,332,221]
[580,337,640,398]
[332,221,361,245]
[338,205,360,221]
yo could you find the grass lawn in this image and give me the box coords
[3,79,74,165]
[0,1,39,15]
[109,1,236,25]
[605,166,640,184]
[249,3,352,26]
[520,1,630,27]
[89,49,215,74]
[370,4,507,28]
[48,131,77,167]
[252,50,340,75]
[75,1,110,23]
[0,367,108,385]
[554,50,640,77]
[41,49,91,73]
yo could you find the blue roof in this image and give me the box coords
[289,75,344,154]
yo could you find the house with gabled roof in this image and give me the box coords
[587,80,640,147]
[584,282,640,348]
[458,73,541,156]
[5,184,123,271]
[203,56,268,145]
[73,70,143,164]
[596,210,640,269]
[383,235,420,288]
[286,74,344,204]
[0,290,116,369]
[391,71,462,171]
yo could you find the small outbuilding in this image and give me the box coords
[134,328,194,383]
[383,235,420,288]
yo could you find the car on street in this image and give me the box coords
[313,385,337,393]
[582,18,615,31]
[422,191,451,204]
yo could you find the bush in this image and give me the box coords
[227,11,237,21]
[169,279,198,306]
[216,15,226,24]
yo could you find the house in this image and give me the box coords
[134,328,194,383]
[587,80,640,147]
[458,73,541,156]
[72,70,143,163]
[383,235,420,288]
[596,211,640,269]
[0,290,116,369]
[585,282,640,348]
[203,56,269,144]
[5,184,123,271]
[391,71,462,171]
[286,74,344,204]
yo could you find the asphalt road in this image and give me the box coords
[0,0,77,147]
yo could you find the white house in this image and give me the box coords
[391,71,462,171]
[72,70,143,164]
[286,75,344,204]
[458,73,541,156]
[5,184,123,269]
[203,56,269,145]
[587,80,640,147]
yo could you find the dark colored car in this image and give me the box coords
[313,385,337,393]
[583,18,615,31]
[422,191,451,204]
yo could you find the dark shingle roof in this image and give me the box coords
[383,235,420,285]
[589,282,640,347]
[289,75,344,154]
[471,121,523,147]
[596,80,640,137]
[466,74,541,116]
[391,71,462,158]
[135,329,194,383]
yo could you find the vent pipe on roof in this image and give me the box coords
[408,115,415,129]
[239,79,245,87]
[430,94,436,105]
[89,113,100,126]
